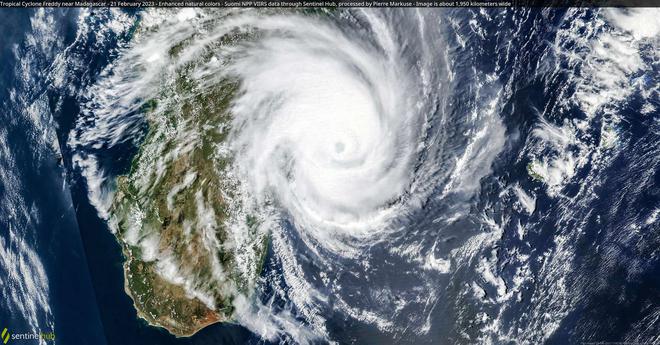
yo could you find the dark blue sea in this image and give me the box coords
[0,7,658,345]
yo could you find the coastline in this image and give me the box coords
[120,249,224,338]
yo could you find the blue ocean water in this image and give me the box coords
[0,10,106,345]
[0,6,658,345]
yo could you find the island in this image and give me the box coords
[108,36,269,336]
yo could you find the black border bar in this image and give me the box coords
[0,0,656,8]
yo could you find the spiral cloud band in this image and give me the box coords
[223,14,423,253]
[69,8,509,342]
[53,5,659,344]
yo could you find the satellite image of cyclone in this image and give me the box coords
[0,3,658,345]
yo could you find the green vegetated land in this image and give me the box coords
[109,25,267,337]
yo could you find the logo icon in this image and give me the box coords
[1,328,9,344]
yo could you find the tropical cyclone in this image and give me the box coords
[101,6,422,335]
[61,5,660,344]
[72,7,437,340]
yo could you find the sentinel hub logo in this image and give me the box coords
[0,328,55,343]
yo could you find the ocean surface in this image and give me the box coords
[0,7,658,345]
